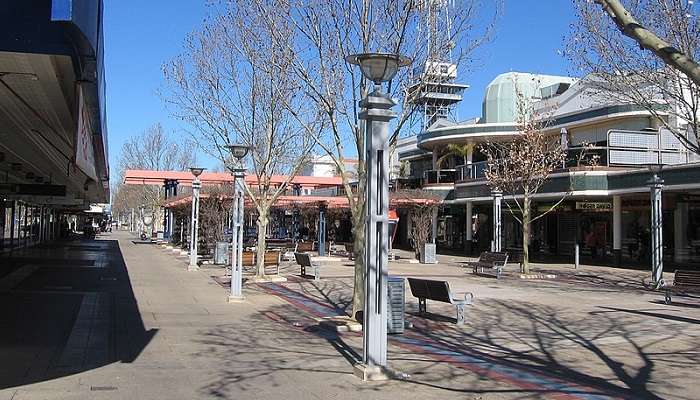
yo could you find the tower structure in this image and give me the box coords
[408,0,469,130]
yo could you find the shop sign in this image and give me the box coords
[75,86,98,181]
[576,202,611,210]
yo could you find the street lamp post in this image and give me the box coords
[318,203,326,256]
[139,205,145,238]
[346,52,411,380]
[225,144,249,302]
[492,189,503,252]
[188,167,205,271]
[648,169,664,287]
[293,208,300,243]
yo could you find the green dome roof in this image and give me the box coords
[481,72,577,124]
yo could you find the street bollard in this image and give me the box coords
[574,243,579,269]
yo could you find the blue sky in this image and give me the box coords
[105,1,577,178]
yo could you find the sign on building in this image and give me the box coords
[75,86,98,181]
[575,202,612,210]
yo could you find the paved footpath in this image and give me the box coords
[0,231,698,399]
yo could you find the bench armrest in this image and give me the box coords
[463,292,474,304]
[453,292,474,305]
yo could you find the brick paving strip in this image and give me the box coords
[255,281,627,400]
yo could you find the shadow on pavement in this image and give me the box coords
[195,280,699,399]
[0,238,157,389]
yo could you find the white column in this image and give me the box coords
[465,202,473,241]
[674,202,688,262]
[613,196,622,265]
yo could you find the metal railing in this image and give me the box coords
[423,169,457,185]
[453,145,690,182]
[455,162,488,181]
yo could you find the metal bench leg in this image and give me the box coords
[313,265,320,281]
[418,298,426,315]
[455,304,465,326]
[665,290,672,305]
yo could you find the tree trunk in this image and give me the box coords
[255,210,269,277]
[350,202,365,321]
[522,197,530,274]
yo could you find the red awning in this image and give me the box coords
[123,169,343,188]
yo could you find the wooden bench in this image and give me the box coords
[505,248,523,270]
[407,278,474,325]
[294,252,320,280]
[296,241,315,253]
[344,242,354,260]
[263,251,281,276]
[241,251,255,267]
[240,251,280,275]
[266,239,293,250]
[464,252,509,278]
[663,270,700,304]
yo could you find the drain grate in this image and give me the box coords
[90,386,118,391]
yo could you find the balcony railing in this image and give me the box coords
[454,145,694,182]
[456,162,488,181]
[423,169,457,185]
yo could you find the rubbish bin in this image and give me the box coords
[387,276,405,334]
[214,241,230,265]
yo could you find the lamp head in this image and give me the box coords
[225,143,250,161]
[189,167,206,177]
[345,53,411,85]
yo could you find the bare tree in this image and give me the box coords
[394,189,442,262]
[162,0,317,278]
[481,85,597,274]
[112,123,195,230]
[254,0,500,317]
[569,0,700,153]
[197,185,230,255]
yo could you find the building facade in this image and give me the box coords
[0,0,108,251]
[398,72,700,267]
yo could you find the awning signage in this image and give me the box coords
[576,202,612,210]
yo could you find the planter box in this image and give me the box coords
[420,243,437,264]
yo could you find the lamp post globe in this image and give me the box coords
[345,53,411,85]
[225,144,250,163]
[190,167,205,177]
